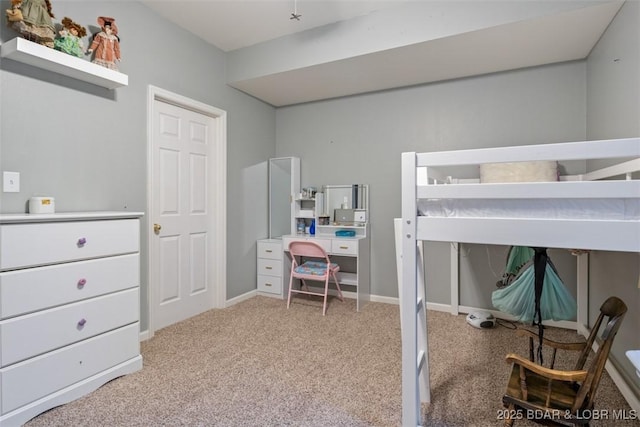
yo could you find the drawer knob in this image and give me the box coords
[265,266,272,270]
[77,318,87,328]
[265,249,273,253]
[265,283,272,287]
[77,237,87,247]
[77,278,87,288]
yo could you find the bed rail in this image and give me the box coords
[399,137,640,426]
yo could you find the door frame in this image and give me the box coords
[146,85,227,339]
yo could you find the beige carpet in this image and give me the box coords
[25,296,634,426]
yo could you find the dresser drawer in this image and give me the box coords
[257,274,282,295]
[0,288,139,367]
[257,241,282,260]
[0,254,139,319]
[0,323,140,415]
[257,258,282,277]
[0,219,139,270]
[331,239,358,255]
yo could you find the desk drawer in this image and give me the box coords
[0,323,140,414]
[257,241,282,260]
[257,275,282,295]
[283,236,331,253]
[332,239,358,255]
[257,258,282,277]
[0,288,139,367]
[0,254,139,319]
[0,219,139,270]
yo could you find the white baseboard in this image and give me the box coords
[425,302,453,313]
[577,324,640,413]
[225,289,257,307]
[358,295,451,314]
[457,304,577,330]
[370,294,398,305]
[139,290,259,341]
[605,358,640,413]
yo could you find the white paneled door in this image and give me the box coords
[151,99,218,331]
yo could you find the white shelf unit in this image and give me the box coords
[0,37,128,89]
[316,224,368,238]
[294,192,323,234]
[295,197,317,218]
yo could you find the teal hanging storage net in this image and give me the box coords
[492,246,577,363]
[496,246,534,288]
[492,252,576,322]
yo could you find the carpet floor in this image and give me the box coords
[25,295,635,426]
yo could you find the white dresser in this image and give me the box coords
[0,211,143,426]
[256,238,283,297]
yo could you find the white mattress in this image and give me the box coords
[417,198,640,220]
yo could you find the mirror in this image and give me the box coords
[322,184,368,225]
[269,158,298,238]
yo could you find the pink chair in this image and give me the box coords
[287,241,344,315]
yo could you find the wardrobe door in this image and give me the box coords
[268,157,299,238]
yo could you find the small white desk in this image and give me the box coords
[281,230,371,311]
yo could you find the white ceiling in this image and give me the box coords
[142,1,625,107]
[142,1,407,52]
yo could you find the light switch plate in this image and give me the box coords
[3,171,20,192]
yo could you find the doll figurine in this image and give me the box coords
[87,16,120,70]
[6,0,24,23]
[54,17,86,57]
[8,0,55,48]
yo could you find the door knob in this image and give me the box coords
[153,223,162,234]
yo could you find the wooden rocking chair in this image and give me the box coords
[501,296,627,426]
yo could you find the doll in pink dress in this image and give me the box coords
[87,16,120,70]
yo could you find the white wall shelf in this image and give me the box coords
[0,37,128,89]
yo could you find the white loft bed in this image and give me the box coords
[399,137,640,427]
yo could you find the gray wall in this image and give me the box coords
[0,0,636,398]
[586,0,640,397]
[276,61,586,301]
[0,1,277,330]
[275,0,639,399]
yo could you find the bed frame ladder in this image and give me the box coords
[414,241,430,403]
[395,218,430,427]
[398,151,431,427]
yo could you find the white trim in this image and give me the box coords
[426,302,456,313]
[225,290,257,307]
[370,294,399,305]
[457,305,577,330]
[146,86,227,339]
[577,324,640,413]
[604,358,640,413]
